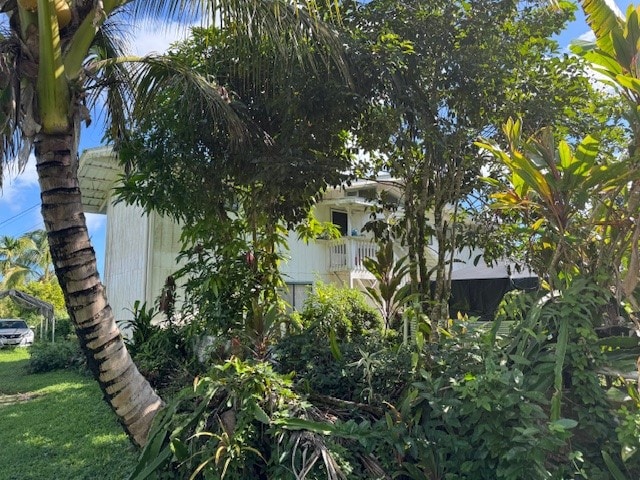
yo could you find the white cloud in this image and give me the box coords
[0,154,39,210]
[577,31,595,43]
[85,212,107,233]
[130,19,195,56]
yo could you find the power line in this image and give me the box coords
[0,203,40,229]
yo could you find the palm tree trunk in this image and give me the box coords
[34,131,163,447]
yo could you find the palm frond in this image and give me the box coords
[122,53,250,145]
[87,52,254,159]
[132,0,349,83]
[84,10,136,143]
[0,34,30,188]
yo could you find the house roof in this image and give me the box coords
[78,147,121,214]
[450,259,536,281]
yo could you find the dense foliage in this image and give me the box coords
[27,340,85,373]
[348,0,623,329]
[118,1,640,479]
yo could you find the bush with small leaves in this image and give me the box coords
[27,340,84,373]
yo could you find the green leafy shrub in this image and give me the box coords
[275,330,412,403]
[120,301,195,393]
[615,401,640,476]
[275,284,407,403]
[130,358,369,480]
[27,340,84,373]
[299,282,382,340]
[53,317,74,340]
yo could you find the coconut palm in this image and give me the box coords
[0,234,37,287]
[0,0,347,446]
[26,229,54,282]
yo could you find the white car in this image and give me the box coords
[0,319,35,347]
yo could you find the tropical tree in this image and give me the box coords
[26,229,54,282]
[0,234,33,287]
[0,230,55,287]
[350,0,614,335]
[0,0,347,447]
[115,24,358,356]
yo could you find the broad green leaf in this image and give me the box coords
[582,0,625,57]
[273,417,335,435]
[550,418,578,430]
[253,403,271,424]
[170,438,189,462]
[601,450,628,480]
[597,335,640,348]
[624,7,640,49]
[574,135,599,174]
[551,319,569,421]
[558,140,573,171]
[611,27,634,69]
[504,151,552,201]
[329,329,342,361]
[614,73,640,94]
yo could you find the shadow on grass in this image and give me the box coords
[0,354,138,480]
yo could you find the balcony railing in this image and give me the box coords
[328,238,378,272]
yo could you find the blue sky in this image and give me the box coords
[0,18,188,276]
[0,1,635,277]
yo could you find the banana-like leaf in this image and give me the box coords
[581,0,625,57]
[611,26,634,70]
[624,6,640,49]
[614,73,640,94]
[578,49,623,77]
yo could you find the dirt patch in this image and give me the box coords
[0,392,42,406]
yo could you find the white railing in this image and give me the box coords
[328,238,378,272]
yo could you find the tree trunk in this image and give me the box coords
[35,132,164,447]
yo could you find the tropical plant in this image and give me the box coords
[350,0,613,333]
[0,0,349,446]
[362,240,410,330]
[130,357,360,480]
[0,230,54,288]
[27,339,85,373]
[571,0,640,311]
[477,117,638,289]
[0,234,35,287]
[115,24,360,363]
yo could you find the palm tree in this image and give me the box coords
[0,0,346,446]
[0,234,37,288]
[25,229,54,282]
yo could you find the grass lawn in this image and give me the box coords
[0,347,139,480]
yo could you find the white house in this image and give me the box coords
[79,148,412,324]
[78,146,532,325]
[79,147,185,324]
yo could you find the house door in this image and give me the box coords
[331,210,348,236]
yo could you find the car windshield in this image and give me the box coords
[0,320,28,329]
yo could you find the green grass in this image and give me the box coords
[0,347,139,480]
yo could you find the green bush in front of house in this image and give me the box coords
[297,281,383,340]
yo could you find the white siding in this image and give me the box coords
[280,236,332,284]
[104,202,149,326]
[147,212,184,309]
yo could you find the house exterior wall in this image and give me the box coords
[104,201,149,326]
[104,202,185,328]
[148,212,185,310]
